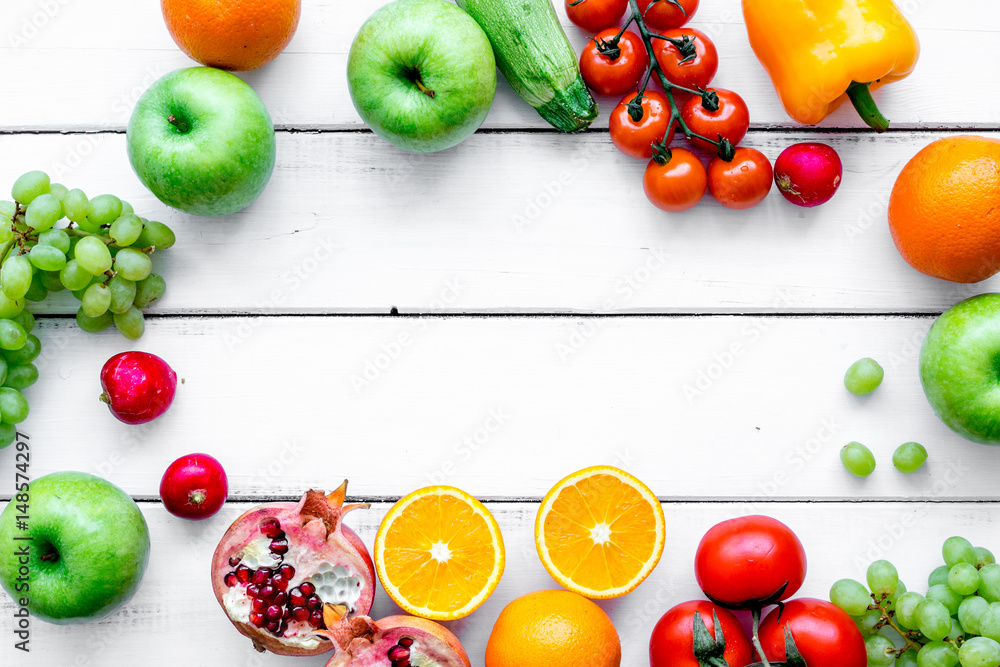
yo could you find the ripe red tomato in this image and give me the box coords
[580,29,650,97]
[566,0,629,33]
[642,148,706,212]
[609,91,675,159]
[757,598,867,667]
[637,0,699,31]
[649,600,752,667]
[708,148,773,210]
[654,28,718,91]
[681,89,750,152]
[694,515,806,608]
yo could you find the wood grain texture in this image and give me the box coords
[1,0,997,130]
[0,314,993,500]
[1,499,997,665]
[3,130,999,315]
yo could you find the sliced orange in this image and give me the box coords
[535,466,665,599]
[375,485,505,621]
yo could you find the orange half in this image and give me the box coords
[535,466,665,599]
[375,486,505,621]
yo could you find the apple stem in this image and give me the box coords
[40,552,58,562]
[413,77,435,99]
[166,114,190,133]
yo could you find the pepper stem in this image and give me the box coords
[846,81,889,133]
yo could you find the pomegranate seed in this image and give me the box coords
[282,606,292,620]
[291,607,310,622]
[306,595,322,610]
[266,620,280,633]
[289,588,306,607]
[273,591,287,607]
[271,574,289,591]
[279,564,295,580]
[299,582,316,597]
[252,598,267,613]
[260,585,276,601]
[249,612,265,627]
[228,555,241,567]
[266,604,283,620]
[270,539,289,555]
[236,565,252,583]
[308,610,324,628]
[398,637,414,648]
[252,568,270,586]
[259,517,282,538]
[224,573,238,587]
[247,585,260,598]
[388,646,410,662]
[279,620,289,635]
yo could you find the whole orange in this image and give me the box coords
[485,590,621,667]
[161,0,301,71]
[888,135,1000,283]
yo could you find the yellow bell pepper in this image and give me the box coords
[742,0,920,132]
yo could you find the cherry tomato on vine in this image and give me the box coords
[580,29,650,97]
[694,515,806,608]
[649,600,752,667]
[708,147,772,210]
[757,599,867,667]
[681,89,750,152]
[642,148,706,212]
[654,28,718,91]
[609,90,675,159]
[566,0,629,33]
[637,0,699,31]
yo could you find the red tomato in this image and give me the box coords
[694,515,806,607]
[637,0,699,31]
[681,89,750,152]
[609,90,675,159]
[566,0,629,33]
[649,600,752,667]
[708,148,772,210]
[642,148,706,212]
[757,598,867,667]
[654,28,718,91]
[580,29,650,97]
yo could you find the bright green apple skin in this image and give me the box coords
[0,472,150,624]
[127,67,276,216]
[347,0,496,153]
[920,293,1000,444]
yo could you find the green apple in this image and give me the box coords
[920,293,1000,444]
[0,471,150,623]
[347,0,496,153]
[127,67,276,216]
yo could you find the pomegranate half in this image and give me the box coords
[211,481,375,656]
[324,615,471,667]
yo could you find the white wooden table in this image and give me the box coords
[2,0,999,664]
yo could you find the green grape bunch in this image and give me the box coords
[829,536,1000,667]
[0,170,175,448]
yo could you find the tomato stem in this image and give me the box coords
[751,607,771,667]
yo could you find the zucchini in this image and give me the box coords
[456,0,598,132]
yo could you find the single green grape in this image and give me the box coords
[113,306,144,340]
[11,171,50,205]
[3,334,40,365]
[0,423,15,449]
[916,598,953,641]
[949,563,982,596]
[896,591,925,629]
[1,255,33,300]
[0,201,15,220]
[977,547,998,569]
[60,259,92,291]
[38,228,70,254]
[927,584,964,615]
[960,595,990,636]
[75,217,102,234]
[981,602,1000,641]
[113,247,152,281]
[107,275,136,315]
[929,565,951,588]
[944,536,977,568]
[85,194,122,226]
[133,273,165,308]
[74,236,113,275]
[81,283,111,318]
[23,273,46,303]
[119,200,134,216]
[916,640,959,667]
[831,578,872,616]
[868,560,899,598]
[948,616,965,642]
[844,357,884,395]
[39,270,64,293]
[0,357,9,385]
[28,244,67,272]
[109,213,143,246]
[841,441,876,477]
[48,183,68,201]
[959,637,1000,667]
[980,564,1000,602]
[0,387,29,424]
[897,650,919,667]
[24,193,63,232]
[892,442,927,473]
[854,608,882,636]
[866,635,895,667]
[75,308,112,333]
[135,220,176,249]
[12,310,34,334]
[62,189,89,222]
[4,363,38,391]
[0,291,25,320]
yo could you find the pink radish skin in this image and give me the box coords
[773,143,843,208]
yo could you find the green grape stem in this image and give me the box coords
[868,592,930,655]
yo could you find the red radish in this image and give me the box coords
[100,351,177,424]
[773,142,843,207]
[160,453,228,519]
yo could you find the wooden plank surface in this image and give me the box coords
[1,500,996,665]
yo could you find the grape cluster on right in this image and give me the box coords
[830,536,1000,667]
